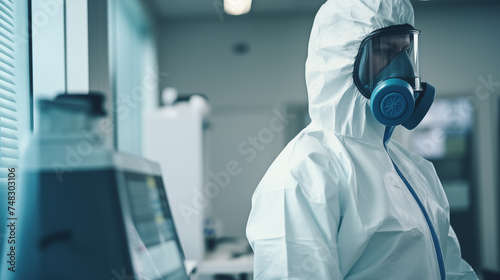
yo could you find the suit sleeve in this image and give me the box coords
[246,152,344,280]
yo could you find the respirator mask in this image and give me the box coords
[354,24,435,130]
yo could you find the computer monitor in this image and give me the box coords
[121,170,189,280]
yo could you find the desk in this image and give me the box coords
[196,239,254,280]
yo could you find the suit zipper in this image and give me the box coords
[383,126,445,280]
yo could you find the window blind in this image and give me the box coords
[0,0,18,186]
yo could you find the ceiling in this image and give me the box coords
[145,0,499,21]
[145,0,325,21]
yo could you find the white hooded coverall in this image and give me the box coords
[246,0,478,279]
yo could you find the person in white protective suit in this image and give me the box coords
[246,0,478,279]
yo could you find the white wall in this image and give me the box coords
[158,15,312,107]
[156,4,500,256]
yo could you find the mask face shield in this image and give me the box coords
[354,25,421,98]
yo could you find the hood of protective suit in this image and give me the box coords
[305,0,414,141]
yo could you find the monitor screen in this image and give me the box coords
[123,172,189,280]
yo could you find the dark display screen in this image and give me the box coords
[124,172,189,280]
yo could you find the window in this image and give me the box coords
[0,0,30,176]
[0,0,30,240]
[0,0,19,173]
[109,0,157,155]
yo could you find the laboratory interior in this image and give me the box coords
[0,0,499,279]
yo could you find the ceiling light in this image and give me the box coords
[224,0,252,16]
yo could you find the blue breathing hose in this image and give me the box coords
[383,126,446,280]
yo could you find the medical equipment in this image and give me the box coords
[5,93,191,280]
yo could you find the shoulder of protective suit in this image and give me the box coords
[253,126,351,203]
